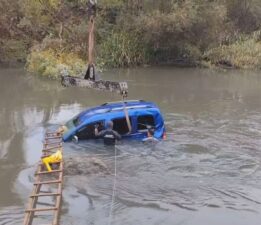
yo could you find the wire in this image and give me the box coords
[107,145,118,225]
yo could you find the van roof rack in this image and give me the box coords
[101,100,145,106]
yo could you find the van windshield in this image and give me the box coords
[73,117,82,126]
[65,116,82,129]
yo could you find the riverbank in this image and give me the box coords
[1,0,260,77]
[3,30,261,79]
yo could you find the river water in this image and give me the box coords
[0,67,261,225]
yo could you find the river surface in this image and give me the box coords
[0,67,261,225]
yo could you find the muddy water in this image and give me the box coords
[0,67,261,225]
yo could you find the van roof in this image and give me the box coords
[78,100,158,119]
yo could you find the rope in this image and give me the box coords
[107,146,118,225]
[122,96,132,133]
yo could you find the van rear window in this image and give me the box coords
[137,115,155,130]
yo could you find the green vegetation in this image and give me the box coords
[98,30,146,67]
[204,31,261,69]
[0,0,261,77]
[27,48,86,79]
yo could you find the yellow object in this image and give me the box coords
[42,149,62,172]
[57,125,68,135]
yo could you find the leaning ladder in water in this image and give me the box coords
[23,131,64,225]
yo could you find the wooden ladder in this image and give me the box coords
[23,131,64,225]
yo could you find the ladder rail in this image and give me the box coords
[23,133,64,225]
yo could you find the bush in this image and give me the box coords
[0,39,28,62]
[27,48,86,79]
[204,31,261,69]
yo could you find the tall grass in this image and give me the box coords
[204,31,261,69]
[97,30,146,67]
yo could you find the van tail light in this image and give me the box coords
[163,132,167,140]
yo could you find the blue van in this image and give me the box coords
[62,100,166,142]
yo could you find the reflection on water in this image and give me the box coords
[0,67,261,225]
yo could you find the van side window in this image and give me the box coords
[76,121,104,140]
[112,117,132,135]
[137,115,155,131]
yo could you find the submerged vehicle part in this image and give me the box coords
[62,100,165,142]
[61,75,128,97]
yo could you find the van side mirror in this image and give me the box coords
[72,135,78,143]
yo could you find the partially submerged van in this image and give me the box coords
[62,100,166,142]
